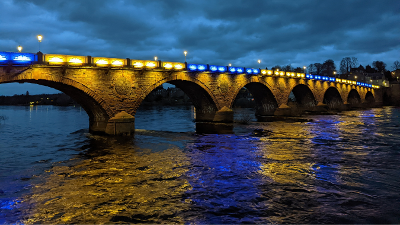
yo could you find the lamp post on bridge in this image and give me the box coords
[37,35,43,52]
[184,51,187,63]
[334,71,337,78]
[303,66,306,74]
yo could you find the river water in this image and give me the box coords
[0,105,399,224]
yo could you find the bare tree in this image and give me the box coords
[322,59,336,76]
[340,57,358,74]
[393,60,400,70]
[373,61,387,72]
[308,64,316,74]
[314,63,323,75]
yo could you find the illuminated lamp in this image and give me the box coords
[297,73,301,77]
[175,64,184,69]
[280,71,285,76]
[111,60,124,66]
[261,70,267,75]
[237,67,244,73]
[246,68,253,74]
[218,66,226,72]
[188,64,197,71]
[253,69,259,74]
[301,74,305,78]
[337,79,341,82]
[69,58,83,64]
[163,63,173,69]
[286,72,291,77]
[0,55,7,61]
[48,57,64,63]
[369,84,372,87]
[229,67,236,73]
[306,74,310,79]
[210,65,218,72]
[357,82,360,85]
[133,61,144,68]
[267,70,272,75]
[275,71,279,75]
[95,59,108,65]
[14,55,32,61]
[146,62,156,67]
[198,64,206,71]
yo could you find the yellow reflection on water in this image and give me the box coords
[22,143,192,224]
[257,122,316,185]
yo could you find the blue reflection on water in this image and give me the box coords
[184,134,263,223]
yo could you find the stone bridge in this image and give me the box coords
[0,52,380,135]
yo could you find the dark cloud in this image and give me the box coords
[1,0,399,92]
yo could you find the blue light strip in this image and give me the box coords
[0,52,10,62]
[0,52,36,64]
[188,64,207,71]
[218,66,226,72]
[228,67,244,73]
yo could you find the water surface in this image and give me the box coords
[0,105,399,224]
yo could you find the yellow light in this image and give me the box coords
[258,59,261,64]
[48,57,64,63]
[291,72,295,77]
[95,59,108,65]
[280,71,284,76]
[286,72,291,77]
[267,70,272,75]
[297,73,301,77]
[275,71,279,75]
[174,64,183,69]
[184,51,187,56]
[164,63,173,69]
[69,58,82,64]
[229,63,232,67]
[111,60,124,66]
[37,35,43,42]
[146,62,156,68]
[337,79,341,82]
[301,74,305,78]
[133,62,144,68]
[17,46,22,52]
[154,56,157,61]
[261,70,267,75]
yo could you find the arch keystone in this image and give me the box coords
[105,111,135,136]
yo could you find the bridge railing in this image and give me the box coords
[0,51,379,89]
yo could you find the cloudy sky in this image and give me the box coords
[1,0,399,95]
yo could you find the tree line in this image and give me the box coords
[267,58,399,81]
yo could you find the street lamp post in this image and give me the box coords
[303,66,306,73]
[17,46,22,52]
[37,35,43,52]
[333,71,337,78]
[184,51,187,62]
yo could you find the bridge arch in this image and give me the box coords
[323,87,343,110]
[287,84,317,109]
[347,89,362,105]
[0,78,111,133]
[136,78,219,122]
[365,91,375,103]
[231,82,279,117]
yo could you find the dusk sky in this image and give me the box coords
[0,0,399,95]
